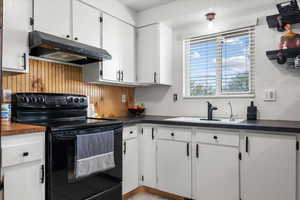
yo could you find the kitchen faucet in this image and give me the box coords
[228,101,234,121]
[207,101,218,120]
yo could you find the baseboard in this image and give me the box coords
[122,186,185,200]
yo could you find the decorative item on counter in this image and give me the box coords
[128,104,145,117]
[287,57,296,69]
[295,55,300,68]
[279,24,300,50]
[247,101,257,121]
[1,103,11,121]
[2,89,12,103]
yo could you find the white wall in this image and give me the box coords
[135,11,300,121]
[82,0,136,25]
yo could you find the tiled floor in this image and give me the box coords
[125,192,171,200]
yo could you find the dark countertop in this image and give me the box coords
[112,116,300,134]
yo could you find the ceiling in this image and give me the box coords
[118,0,176,12]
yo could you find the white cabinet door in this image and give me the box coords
[119,23,136,83]
[102,13,120,81]
[194,143,239,200]
[3,0,31,72]
[123,138,139,195]
[137,24,159,84]
[157,139,191,198]
[240,133,296,200]
[34,0,72,38]
[72,0,101,48]
[139,127,156,188]
[4,162,45,200]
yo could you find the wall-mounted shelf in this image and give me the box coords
[266,47,300,62]
[267,10,300,31]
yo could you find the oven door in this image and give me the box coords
[47,125,123,200]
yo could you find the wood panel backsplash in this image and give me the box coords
[2,59,134,117]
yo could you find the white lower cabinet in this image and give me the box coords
[240,132,296,200]
[122,126,139,195]
[157,127,192,198]
[123,139,139,194]
[1,132,45,200]
[193,129,239,200]
[139,126,157,188]
[121,124,297,200]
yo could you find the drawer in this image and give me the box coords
[158,127,192,142]
[195,129,239,147]
[123,126,138,140]
[2,140,43,167]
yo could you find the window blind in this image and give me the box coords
[184,26,255,97]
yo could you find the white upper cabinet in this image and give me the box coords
[240,133,296,200]
[2,0,31,72]
[137,23,172,85]
[119,22,136,83]
[94,13,136,83]
[72,0,101,48]
[34,0,101,47]
[34,0,72,39]
[102,13,121,81]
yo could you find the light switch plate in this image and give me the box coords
[121,94,127,104]
[264,89,276,101]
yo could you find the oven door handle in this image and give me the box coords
[54,135,76,140]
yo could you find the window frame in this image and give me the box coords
[183,26,255,98]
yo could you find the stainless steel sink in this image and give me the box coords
[165,117,245,124]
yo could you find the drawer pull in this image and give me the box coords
[129,131,133,134]
[40,165,45,184]
[171,133,175,137]
[213,136,218,140]
[23,152,29,157]
[123,141,127,155]
[152,128,155,140]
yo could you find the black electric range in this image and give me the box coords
[12,93,123,200]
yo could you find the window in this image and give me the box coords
[183,27,255,97]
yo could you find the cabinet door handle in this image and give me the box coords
[246,136,249,153]
[22,53,27,70]
[117,70,120,81]
[187,143,190,157]
[123,141,127,155]
[171,133,175,137]
[196,144,199,158]
[152,128,154,140]
[121,71,124,81]
[129,131,133,134]
[74,37,78,41]
[40,165,45,184]
[154,72,157,83]
[23,152,29,157]
[213,135,218,140]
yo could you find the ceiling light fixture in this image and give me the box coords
[205,12,216,21]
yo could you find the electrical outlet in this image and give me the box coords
[121,94,126,104]
[264,89,276,101]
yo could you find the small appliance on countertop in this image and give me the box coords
[247,101,257,121]
[12,93,123,200]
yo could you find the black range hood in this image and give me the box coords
[29,31,111,65]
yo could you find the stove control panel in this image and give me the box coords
[12,93,88,108]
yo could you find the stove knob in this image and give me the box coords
[80,98,85,103]
[21,97,29,103]
[33,97,39,103]
[39,97,45,103]
[74,98,79,103]
[67,97,73,103]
